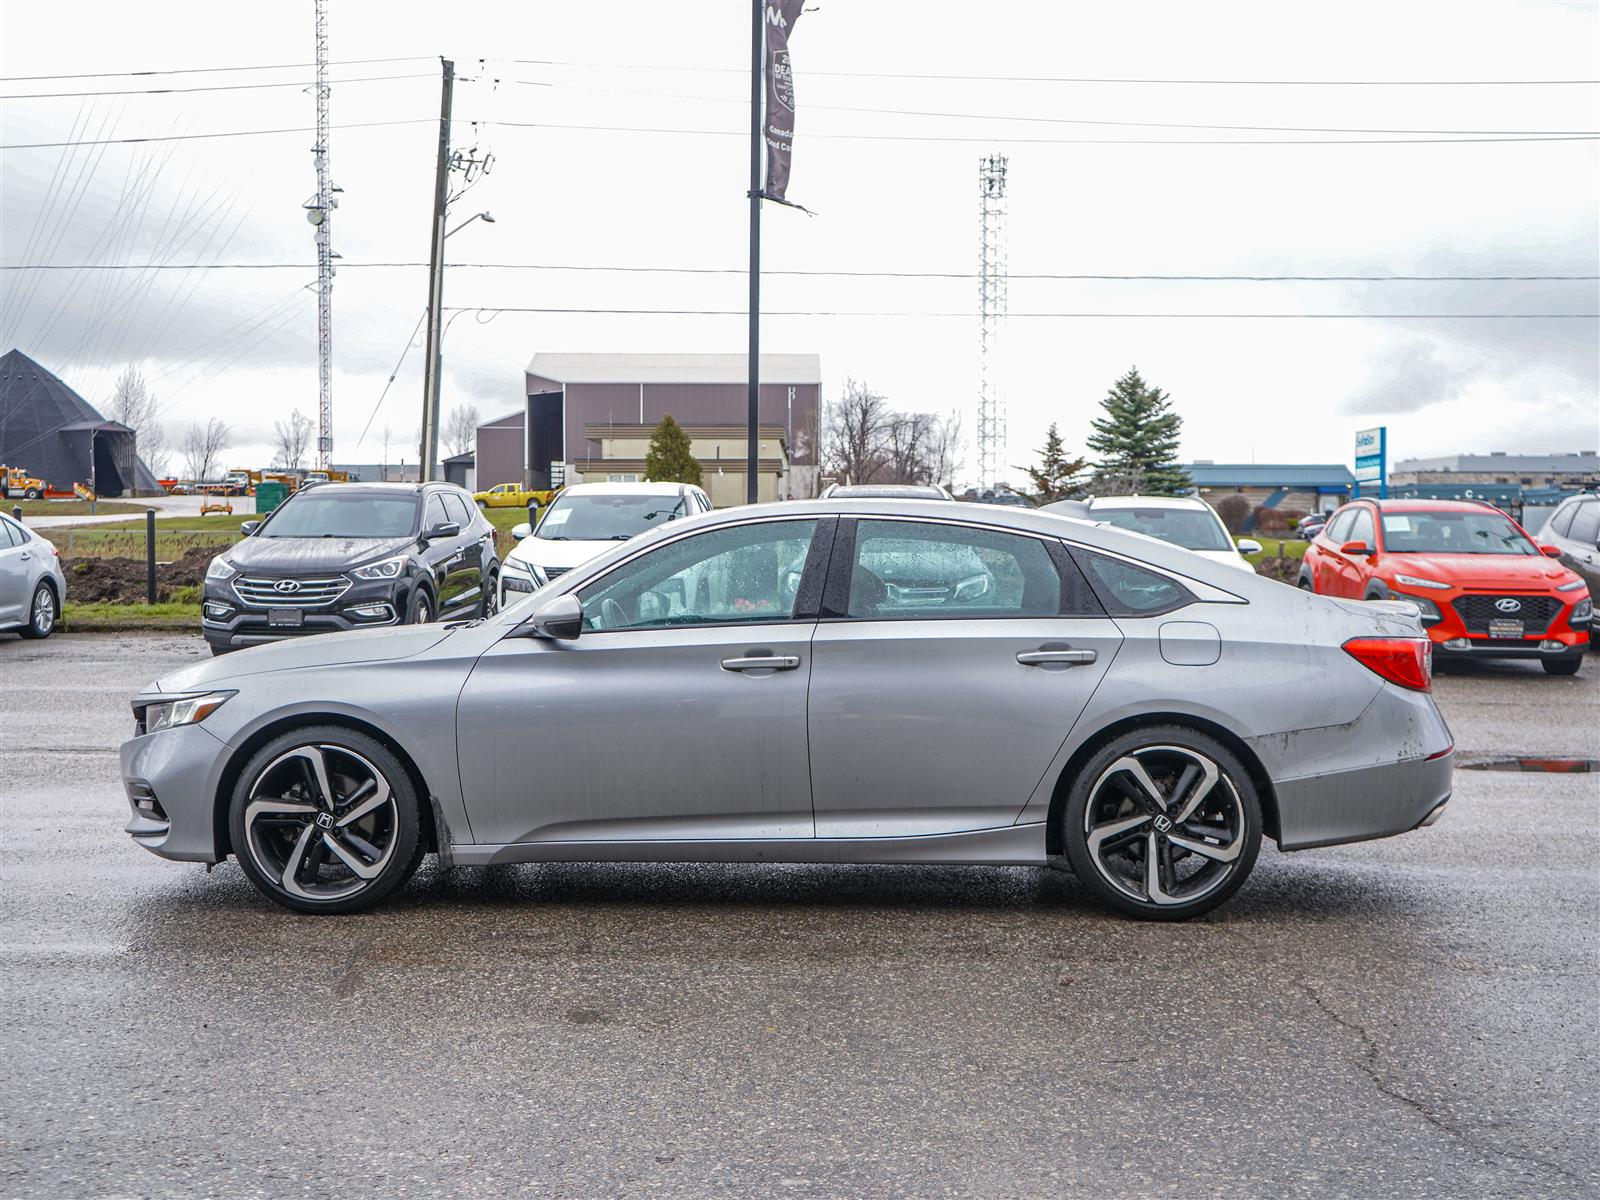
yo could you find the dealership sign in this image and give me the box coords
[1354,426,1387,497]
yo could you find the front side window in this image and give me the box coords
[425,494,450,530]
[1568,500,1600,547]
[1348,508,1375,547]
[261,492,420,539]
[1079,552,1193,616]
[537,492,688,542]
[442,492,472,527]
[846,520,1059,619]
[578,519,818,631]
[1324,508,1356,544]
[1092,505,1232,551]
[1379,510,1538,555]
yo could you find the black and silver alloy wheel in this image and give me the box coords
[22,583,55,639]
[1063,727,1262,920]
[228,727,424,914]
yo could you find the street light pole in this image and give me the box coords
[746,0,762,505]
[419,58,455,483]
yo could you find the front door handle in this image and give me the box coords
[1016,648,1097,667]
[721,655,801,672]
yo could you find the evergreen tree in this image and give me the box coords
[1085,367,1189,495]
[643,414,702,486]
[1018,422,1089,503]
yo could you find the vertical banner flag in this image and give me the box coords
[763,1,805,200]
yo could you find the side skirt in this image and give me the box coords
[452,822,1051,868]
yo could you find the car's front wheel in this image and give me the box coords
[1061,726,1262,921]
[20,582,56,639]
[1543,654,1582,676]
[405,586,434,625]
[228,727,425,914]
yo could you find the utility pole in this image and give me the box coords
[746,0,762,505]
[312,0,335,469]
[419,58,455,483]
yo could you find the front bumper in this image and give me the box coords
[1393,585,1591,660]
[120,722,232,863]
[202,574,408,650]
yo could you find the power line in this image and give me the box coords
[444,306,1598,318]
[1,118,434,150]
[507,57,1600,87]
[0,72,435,101]
[0,56,435,83]
[4,262,1594,282]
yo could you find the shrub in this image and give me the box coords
[1253,506,1291,533]
[1213,494,1251,534]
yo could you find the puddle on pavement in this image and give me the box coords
[1459,756,1600,773]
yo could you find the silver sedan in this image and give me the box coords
[121,499,1453,920]
[0,513,65,639]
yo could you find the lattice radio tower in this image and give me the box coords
[310,0,335,468]
[977,154,1008,492]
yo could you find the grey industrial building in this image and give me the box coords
[476,352,822,506]
[1390,451,1600,489]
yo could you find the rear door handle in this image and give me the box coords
[1016,649,1097,667]
[721,655,801,672]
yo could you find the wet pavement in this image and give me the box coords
[2,632,1596,1199]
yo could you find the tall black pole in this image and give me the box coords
[746,0,762,505]
[420,58,454,482]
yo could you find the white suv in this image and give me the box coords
[499,481,713,605]
[1085,495,1261,573]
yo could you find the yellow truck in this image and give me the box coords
[473,483,559,511]
[0,464,49,500]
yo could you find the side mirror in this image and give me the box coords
[1340,540,1372,557]
[1540,544,1563,558]
[420,521,460,542]
[512,593,583,641]
[1237,538,1262,555]
[511,522,532,542]
[240,519,261,536]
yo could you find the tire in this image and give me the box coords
[405,586,434,625]
[24,487,41,501]
[1297,575,1314,591]
[481,572,499,618]
[1543,654,1582,676]
[1060,725,1262,921]
[20,582,56,639]
[227,726,425,915]
[477,499,488,511]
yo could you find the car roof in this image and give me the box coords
[559,481,693,497]
[291,481,429,498]
[827,484,949,498]
[1354,499,1512,514]
[1089,495,1209,510]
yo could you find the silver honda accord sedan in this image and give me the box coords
[120,499,1453,920]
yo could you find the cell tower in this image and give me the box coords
[977,154,1008,492]
[310,0,335,468]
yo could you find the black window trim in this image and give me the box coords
[1067,544,1198,619]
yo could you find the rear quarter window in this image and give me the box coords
[1075,550,1194,617]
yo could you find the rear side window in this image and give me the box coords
[845,519,1060,620]
[1570,500,1600,547]
[0,518,21,547]
[1077,551,1194,616]
[1547,502,1577,538]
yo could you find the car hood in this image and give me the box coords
[1384,552,1574,589]
[505,537,617,572]
[150,623,456,694]
[221,535,415,575]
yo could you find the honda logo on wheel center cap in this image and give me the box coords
[273,579,302,594]
[1494,597,1522,613]
[1153,814,1173,833]
[315,812,334,829]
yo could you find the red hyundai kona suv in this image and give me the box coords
[1300,499,1591,675]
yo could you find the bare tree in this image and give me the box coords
[181,418,231,485]
[823,378,891,485]
[444,403,481,458]
[272,409,313,471]
[107,364,169,478]
[924,410,963,489]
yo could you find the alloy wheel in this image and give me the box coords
[32,587,55,635]
[243,744,400,902]
[1082,744,1247,908]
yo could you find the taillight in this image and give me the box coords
[1343,636,1432,692]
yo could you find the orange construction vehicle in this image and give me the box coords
[0,464,49,500]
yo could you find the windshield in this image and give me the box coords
[536,493,687,541]
[261,493,420,538]
[1380,511,1537,555]
[1093,506,1232,552]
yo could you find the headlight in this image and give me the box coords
[1558,578,1587,592]
[206,556,237,581]
[352,554,408,581]
[503,560,543,591]
[1573,597,1593,624]
[140,691,233,735]
[1394,573,1449,590]
[1404,596,1442,623]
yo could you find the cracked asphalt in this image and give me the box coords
[2,633,1596,1199]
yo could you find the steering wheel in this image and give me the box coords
[600,598,628,629]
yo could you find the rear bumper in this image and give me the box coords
[1274,748,1455,851]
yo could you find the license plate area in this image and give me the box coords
[268,607,304,628]
[1487,618,1524,639]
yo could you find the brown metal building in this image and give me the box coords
[476,352,822,504]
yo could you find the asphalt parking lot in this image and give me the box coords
[2,633,1596,1199]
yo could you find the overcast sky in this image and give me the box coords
[2,0,1596,482]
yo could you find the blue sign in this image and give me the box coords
[1354,426,1386,498]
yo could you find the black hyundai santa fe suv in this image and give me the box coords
[201,482,499,654]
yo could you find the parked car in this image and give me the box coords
[125,496,1452,921]
[474,482,542,510]
[820,483,952,500]
[1299,498,1590,675]
[0,513,64,639]
[200,482,498,655]
[1083,496,1260,573]
[1296,512,1330,541]
[498,480,711,606]
[1539,492,1600,603]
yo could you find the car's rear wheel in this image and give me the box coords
[228,727,425,914]
[481,572,499,618]
[20,582,56,639]
[1061,726,1262,921]
[1543,654,1582,676]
